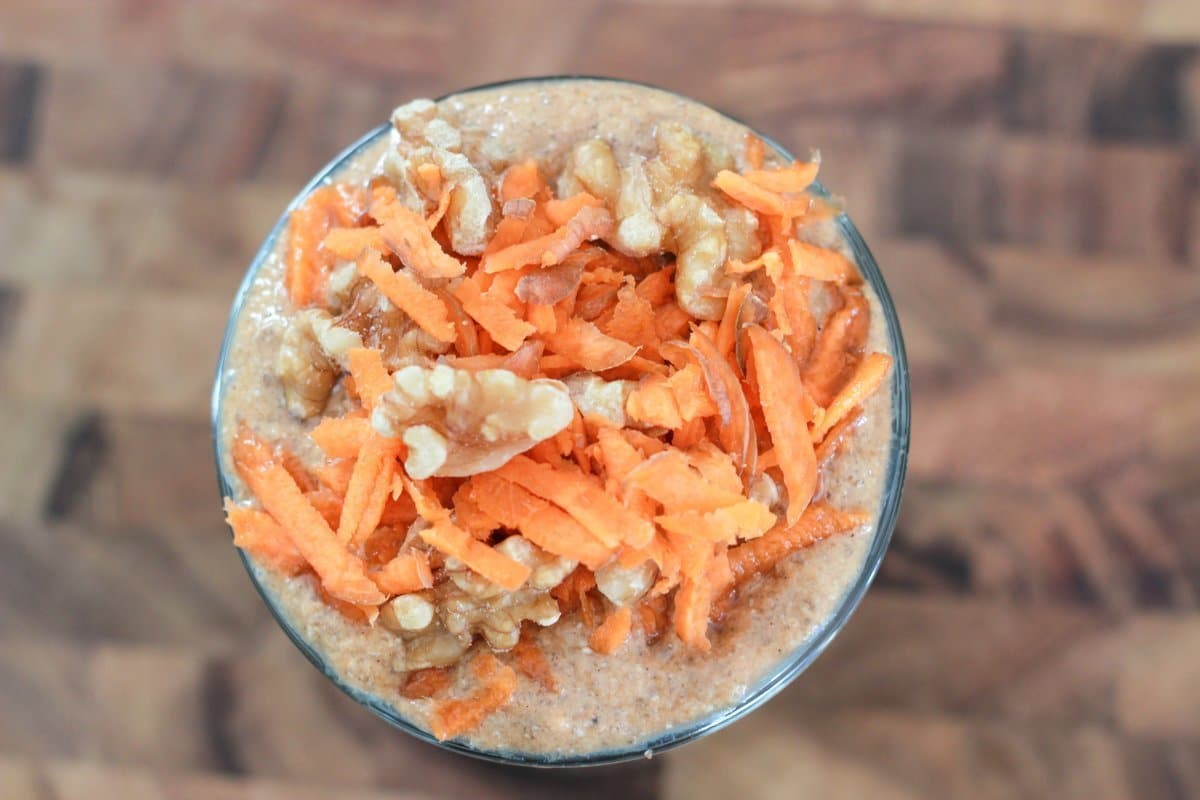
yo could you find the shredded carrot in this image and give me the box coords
[345,347,393,409]
[715,282,753,359]
[544,192,605,227]
[787,240,860,284]
[500,159,544,202]
[357,249,456,343]
[233,427,384,606]
[431,652,518,740]
[625,374,683,429]
[744,133,766,171]
[511,629,557,691]
[801,287,871,406]
[727,502,868,585]
[624,449,745,512]
[379,206,466,279]
[602,281,659,353]
[747,325,818,524]
[745,161,819,193]
[311,415,372,458]
[482,206,614,273]
[467,473,612,569]
[764,250,816,363]
[286,185,361,308]
[306,485,343,528]
[589,606,633,655]
[656,500,776,544]
[453,275,535,351]
[812,352,892,441]
[224,498,307,575]
[313,457,354,496]
[371,550,433,595]
[546,317,639,372]
[401,667,453,699]
[337,433,402,546]
[815,408,862,466]
[322,226,386,260]
[712,169,787,217]
[495,455,654,549]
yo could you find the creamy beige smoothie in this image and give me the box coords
[218,79,895,758]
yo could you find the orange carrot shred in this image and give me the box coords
[624,449,745,512]
[589,606,633,655]
[346,347,393,409]
[379,206,466,279]
[453,275,536,351]
[787,240,860,284]
[727,502,868,586]
[626,374,683,429]
[745,133,766,171]
[233,427,385,606]
[511,630,557,691]
[546,318,639,372]
[747,325,818,524]
[357,249,456,343]
[656,500,776,544]
[712,170,787,217]
[311,415,372,458]
[401,667,452,699]
[431,652,518,740]
[544,192,605,227]
[495,455,654,550]
[500,159,545,202]
[745,161,819,193]
[224,498,307,576]
[371,550,433,595]
[482,206,614,273]
[812,352,892,441]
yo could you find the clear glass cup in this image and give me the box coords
[212,76,911,767]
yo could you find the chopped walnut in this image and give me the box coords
[380,592,436,633]
[562,373,635,427]
[559,138,621,207]
[276,311,338,419]
[371,364,574,478]
[437,537,569,651]
[613,156,667,257]
[386,99,494,256]
[660,193,730,320]
[595,560,657,606]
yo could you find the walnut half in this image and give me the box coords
[371,363,574,478]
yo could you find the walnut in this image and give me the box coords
[559,138,621,207]
[379,592,436,633]
[660,193,730,320]
[371,363,574,478]
[595,560,657,606]
[612,156,667,257]
[439,537,568,650]
[276,311,338,419]
[562,373,635,427]
[385,99,495,256]
[399,629,471,671]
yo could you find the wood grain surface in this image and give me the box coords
[0,1,1197,798]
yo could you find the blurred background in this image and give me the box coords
[1,1,1198,798]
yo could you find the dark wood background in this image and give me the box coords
[1,1,1197,798]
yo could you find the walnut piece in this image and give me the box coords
[371,363,574,478]
[595,560,657,606]
[386,99,494,256]
[563,373,635,427]
[660,193,730,320]
[276,311,339,419]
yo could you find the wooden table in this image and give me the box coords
[1,2,1197,798]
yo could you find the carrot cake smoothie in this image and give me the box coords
[217,79,897,758]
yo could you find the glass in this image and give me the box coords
[212,76,911,767]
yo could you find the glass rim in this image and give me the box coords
[211,75,911,768]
